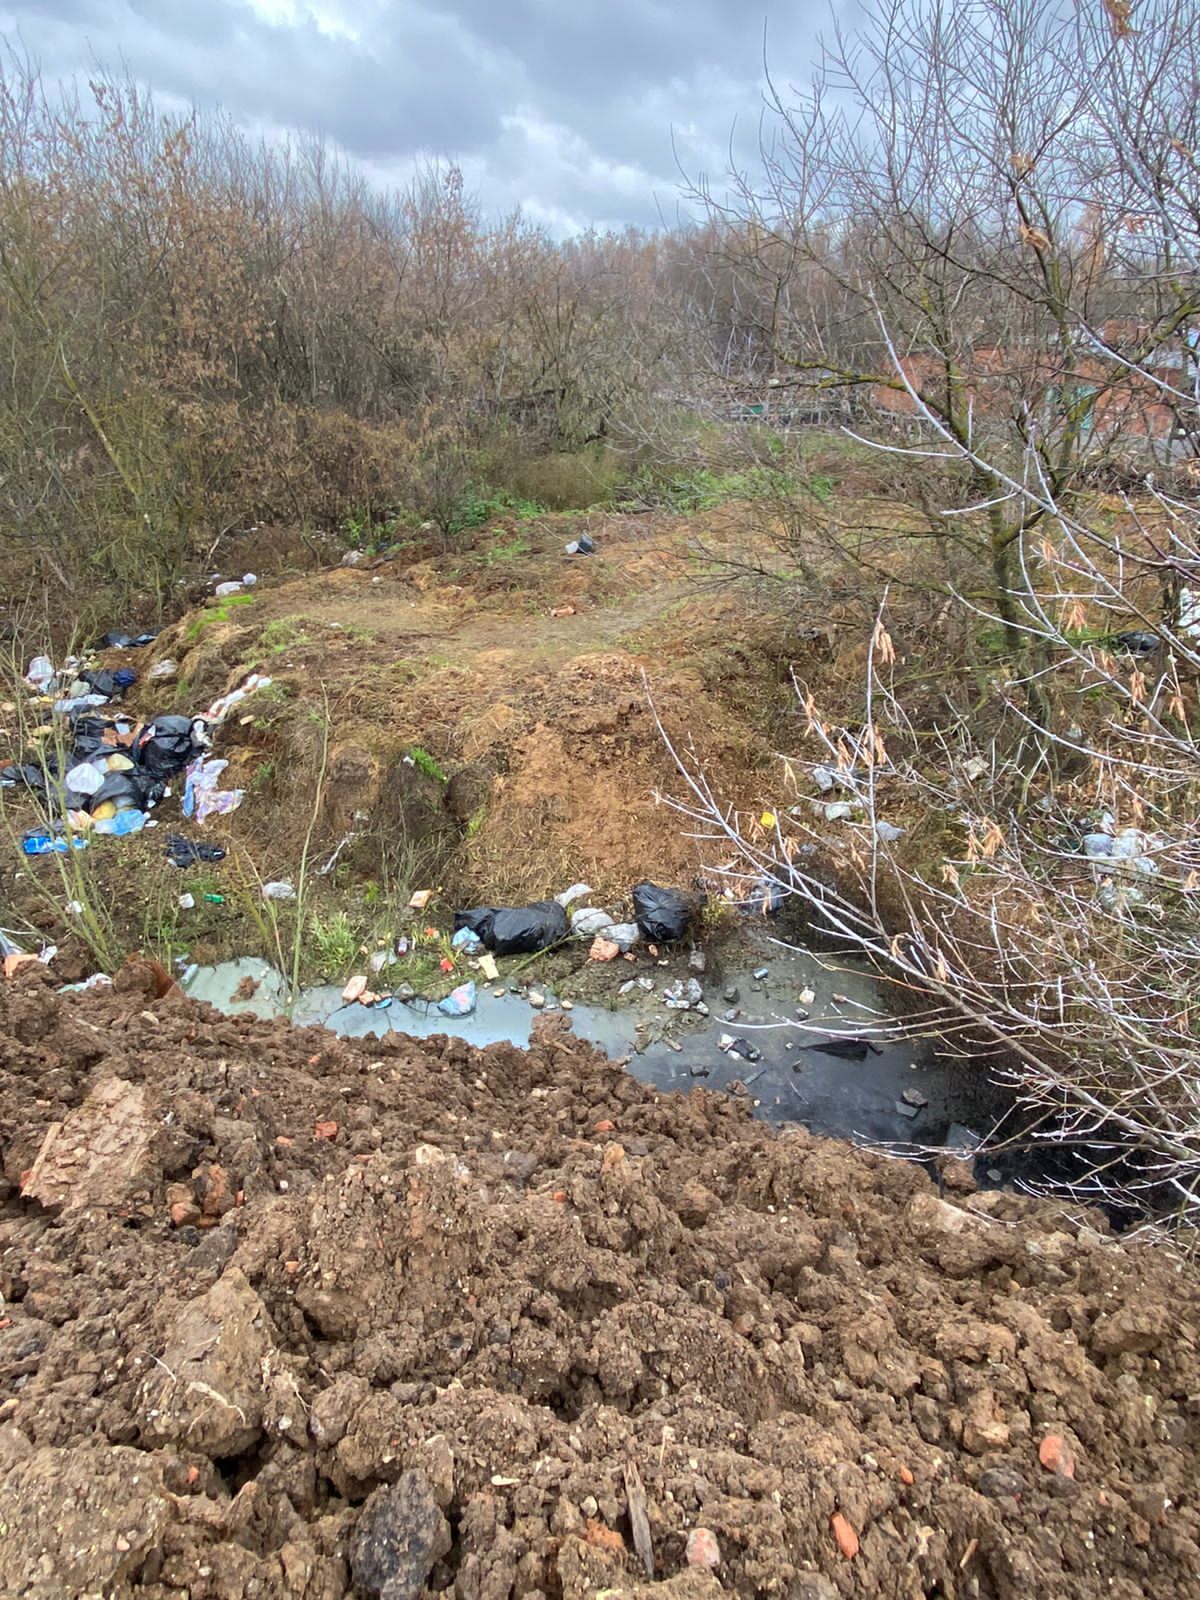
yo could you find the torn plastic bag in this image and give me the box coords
[437,980,477,1017]
[24,655,55,691]
[93,809,147,837]
[65,762,105,798]
[631,881,700,943]
[85,770,150,816]
[182,757,244,822]
[164,834,227,868]
[132,715,206,781]
[97,631,132,649]
[454,899,568,956]
[571,906,619,938]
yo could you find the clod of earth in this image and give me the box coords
[1,965,1200,1599]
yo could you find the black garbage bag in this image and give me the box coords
[98,628,157,649]
[631,881,700,943]
[803,1037,884,1061]
[453,900,568,956]
[164,833,227,868]
[85,770,151,815]
[576,532,595,554]
[69,712,128,764]
[1109,630,1160,656]
[0,761,51,795]
[80,667,138,700]
[132,715,204,781]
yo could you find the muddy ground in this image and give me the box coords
[1,960,1199,1599]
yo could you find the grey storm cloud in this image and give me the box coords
[0,0,847,232]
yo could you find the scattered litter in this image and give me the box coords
[528,990,546,1009]
[962,755,988,782]
[342,975,368,1003]
[752,966,769,981]
[479,953,500,981]
[663,977,705,1010]
[262,881,296,900]
[1110,630,1160,656]
[564,534,596,556]
[164,835,227,869]
[798,986,816,1005]
[555,882,594,909]
[178,893,195,910]
[637,976,655,992]
[726,1037,761,1063]
[58,972,113,992]
[632,881,698,943]
[22,832,87,856]
[454,900,568,956]
[824,802,856,822]
[408,889,434,910]
[572,906,617,937]
[452,926,484,953]
[24,655,55,691]
[204,673,271,723]
[148,658,179,681]
[875,820,905,842]
[589,936,620,963]
[901,1086,928,1108]
[437,980,477,1017]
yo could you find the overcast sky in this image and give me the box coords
[0,0,851,235]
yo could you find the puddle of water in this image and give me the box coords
[183,931,1009,1152]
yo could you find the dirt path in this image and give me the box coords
[1,960,1198,1599]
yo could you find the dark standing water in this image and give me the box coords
[183,927,1010,1155]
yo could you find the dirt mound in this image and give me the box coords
[2,962,1199,1599]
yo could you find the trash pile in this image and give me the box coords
[2,640,269,853]
[328,880,706,1023]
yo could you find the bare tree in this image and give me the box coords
[654,0,1200,1225]
[690,0,1200,649]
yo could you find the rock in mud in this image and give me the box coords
[977,1467,1027,1499]
[350,1470,452,1599]
[21,1076,156,1214]
[139,1267,277,1455]
[686,1526,721,1569]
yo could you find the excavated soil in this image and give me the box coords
[2,961,1200,1600]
